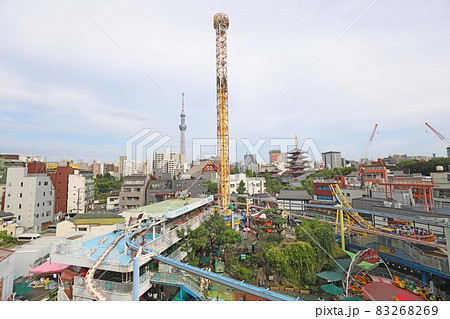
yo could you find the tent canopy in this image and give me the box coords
[29,260,70,274]
[316,271,343,283]
[344,296,363,301]
[316,259,351,282]
[321,284,344,296]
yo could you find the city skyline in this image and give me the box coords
[1,1,450,162]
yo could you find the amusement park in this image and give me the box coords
[1,3,450,313]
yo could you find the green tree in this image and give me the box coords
[177,214,241,265]
[205,180,218,195]
[0,231,18,247]
[95,173,122,199]
[237,180,246,194]
[238,267,253,282]
[265,242,318,285]
[218,229,241,246]
[245,169,256,177]
[391,158,450,175]
[295,218,337,264]
[230,167,240,174]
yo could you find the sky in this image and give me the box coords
[1,0,450,164]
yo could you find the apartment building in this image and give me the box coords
[118,175,149,212]
[67,170,95,215]
[4,167,54,232]
[229,173,266,195]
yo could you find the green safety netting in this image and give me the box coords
[13,282,33,296]
[321,284,344,296]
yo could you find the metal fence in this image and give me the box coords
[347,235,449,274]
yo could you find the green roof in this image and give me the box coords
[74,213,122,219]
[73,213,124,225]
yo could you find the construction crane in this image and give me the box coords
[358,123,378,177]
[425,122,450,146]
[214,13,230,213]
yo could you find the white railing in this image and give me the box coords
[146,210,212,253]
[148,272,203,298]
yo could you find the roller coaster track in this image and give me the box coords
[329,184,379,230]
[85,232,125,301]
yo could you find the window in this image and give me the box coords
[43,192,46,196]
[18,215,21,220]
[8,193,10,197]
[39,182,41,186]
[19,204,22,209]
[46,212,50,216]
[42,213,44,217]
[20,182,23,187]
[36,214,39,218]
[43,202,45,206]
[20,193,22,198]
[44,181,48,186]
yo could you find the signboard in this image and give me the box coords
[378,245,395,254]
[355,248,380,264]
[215,261,225,273]
[163,195,214,219]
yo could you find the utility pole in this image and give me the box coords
[76,188,80,215]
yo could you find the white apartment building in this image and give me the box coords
[106,191,120,211]
[123,160,143,176]
[4,167,54,232]
[67,170,94,215]
[230,173,266,195]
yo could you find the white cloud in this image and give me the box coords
[1,0,449,161]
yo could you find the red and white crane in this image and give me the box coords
[425,122,450,147]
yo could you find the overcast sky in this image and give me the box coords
[1,0,449,164]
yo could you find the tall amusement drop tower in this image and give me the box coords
[179,93,187,164]
[214,13,230,213]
